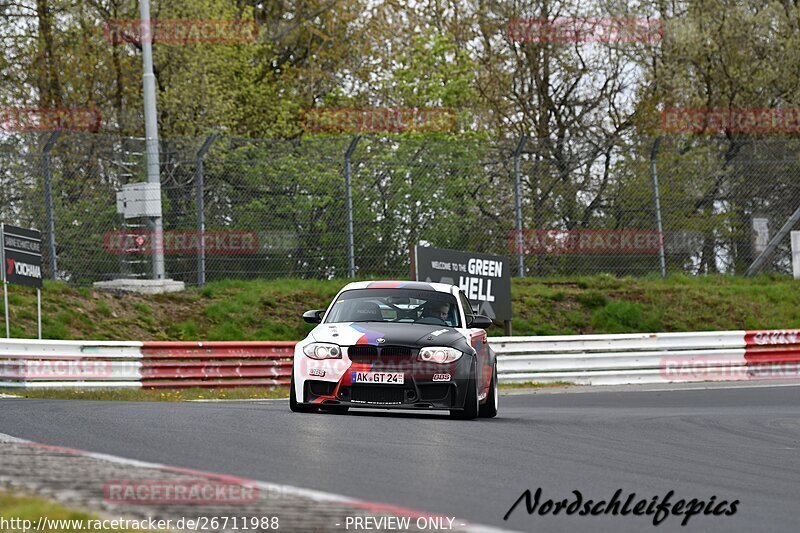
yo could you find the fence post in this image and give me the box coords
[42,131,61,279]
[513,134,528,278]
[344,136,361,278]
[650,137,666,278]
[195,134,217,287]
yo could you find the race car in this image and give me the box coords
[290,280,498,419]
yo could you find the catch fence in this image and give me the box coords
[1,133,799,285]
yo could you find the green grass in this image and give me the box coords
[1,275,800,341]
[0,386,290,402]
[0,490,163,531]
[499,381,574,389]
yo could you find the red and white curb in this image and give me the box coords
[0,432,513,533]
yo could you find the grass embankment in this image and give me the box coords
[4,273,798,401]
[2,274,800,400]
[1,275,799,341]
[0,490,164,532]
[3,387,290,402]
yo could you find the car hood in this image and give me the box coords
[310,321,468,350]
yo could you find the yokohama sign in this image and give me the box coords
[1,224,43,288]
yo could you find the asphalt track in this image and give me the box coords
[1,384,799,532]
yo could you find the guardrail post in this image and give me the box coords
[195,134,217,287]
[344,136,361,278]
[650,137,666,278]
[42,131,61,279]
[513,134,528,278]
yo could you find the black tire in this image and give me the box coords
[289,373,317,413]
[479,363,498,418]
[450,362,479,420]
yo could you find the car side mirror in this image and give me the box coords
[302,309,325,324]
[468,315,492,329]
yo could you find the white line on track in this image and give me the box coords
[187,398,288,402]
[500,379,800,396]
[0,431,514,533]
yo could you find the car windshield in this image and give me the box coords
[324,288,461,328]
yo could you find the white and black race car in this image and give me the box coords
[290,281,498,419]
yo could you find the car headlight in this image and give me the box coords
[303,342,342,359]
[418,346,462,364]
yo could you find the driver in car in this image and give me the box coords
[420,301,451,325]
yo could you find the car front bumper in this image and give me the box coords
[300,354,475,411]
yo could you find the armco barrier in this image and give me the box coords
[0,331,798,388]
[0,340,294,388]
[0,339,143,388]
[140,341,294,387]
[494,329,800,385]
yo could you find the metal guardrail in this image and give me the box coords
[493,330,800,385]
[1,330,798,388]
[140,341,293,387]
[0,341,293,388]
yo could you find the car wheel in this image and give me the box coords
[479,363,498,418]
[450,362,479,420]
[289,373,317,413]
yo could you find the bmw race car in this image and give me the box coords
[290,281,498,419]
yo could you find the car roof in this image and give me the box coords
[338,280,458,294]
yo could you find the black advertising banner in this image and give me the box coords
[2,225,43,288]
[414,245,512,321]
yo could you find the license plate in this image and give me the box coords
[351,371,404,384]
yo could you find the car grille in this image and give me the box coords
[350,386,405,405]
[347,345,414,363]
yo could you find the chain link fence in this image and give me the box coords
[1,132,799,285]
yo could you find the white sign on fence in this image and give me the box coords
[791,231,800,280]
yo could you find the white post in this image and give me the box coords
[791,231,800,280]
[37,288,42,339]
[1,223,7,338]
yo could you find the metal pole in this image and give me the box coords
[195,134,217,287]
[2,282,7,339]
[344,136,361,278]
[43,131,60,279]
[513,134,528,278]
[1,224,8,338]
[650,137,666,278]
[746,207,800,276]
[37,288,41,339]
[140,0,165,280]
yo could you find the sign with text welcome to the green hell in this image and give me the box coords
[1,224,43,288]
[414,245,511,321]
